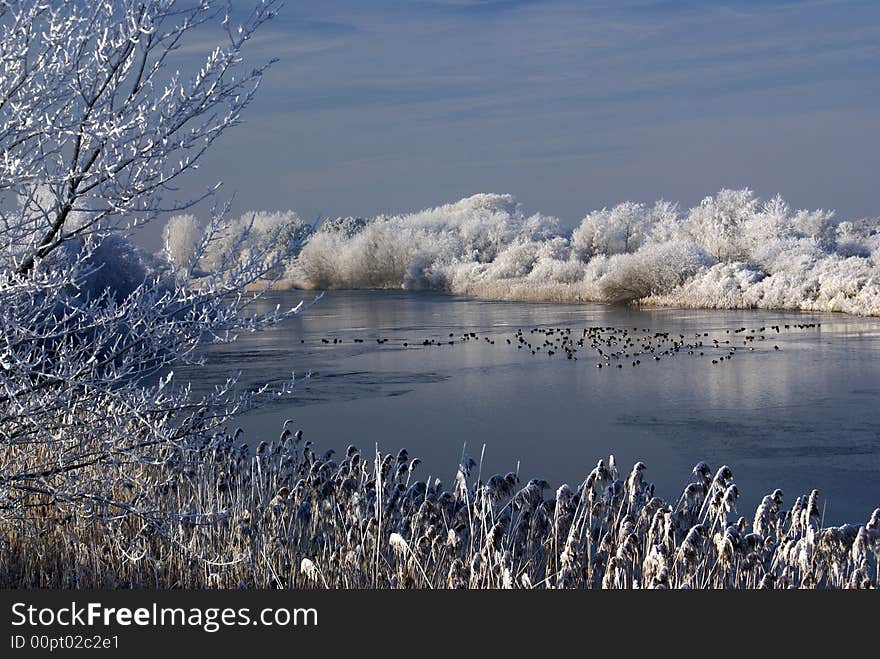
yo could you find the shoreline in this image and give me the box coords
[236,278,880,318]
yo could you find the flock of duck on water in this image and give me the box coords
[307,322,822,368]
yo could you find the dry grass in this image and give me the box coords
[1,428,877,589]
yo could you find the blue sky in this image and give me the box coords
[156,0,880,247]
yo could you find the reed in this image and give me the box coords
[1,427,877,589]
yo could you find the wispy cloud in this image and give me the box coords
[153,0,880,248]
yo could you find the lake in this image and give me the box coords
[179,289,880,525]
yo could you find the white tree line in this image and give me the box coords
[164,188,880,315]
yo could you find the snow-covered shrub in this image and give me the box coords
[528,258,585,286]
[645,262,767,309]
[473,240,539,281]
[293,230,346,289]
[599,240,713,302]
[77,234,166,302]
[751,236,824,275]
[341,222,426,288]
[291,193,562,290]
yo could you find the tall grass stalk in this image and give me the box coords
[1,427,877,589]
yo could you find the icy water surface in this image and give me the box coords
[180,290,880,524]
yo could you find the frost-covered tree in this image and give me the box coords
[792,206,837,250]
[646,200,682,244]
[835,221,872,258]
[162,213,204,273]
[198,209,311,275]
[572,201,654,260]
[0,2,310,527]
[685,188,758,262]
